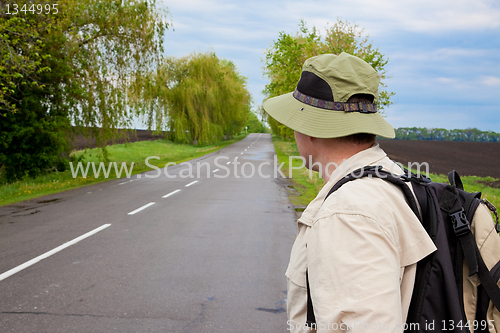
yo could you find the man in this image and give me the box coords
[263,53,436,332]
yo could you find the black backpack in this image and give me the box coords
[306,166,500,332]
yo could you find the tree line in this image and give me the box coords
[1,0,256,181]
[393,128,500,142]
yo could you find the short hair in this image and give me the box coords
[338,94,377,145]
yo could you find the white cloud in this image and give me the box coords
[348,0,500,34]
[278,0,500,36]
[164,0,500,39]
[390,48,488,64]
[387,47,497,89]
[481,76,500,86]
[436,77,461,85]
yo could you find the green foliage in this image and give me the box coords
[0,5,54,113]
[0,0,168,181]
[246,111,268,133]
[131,52,251,145]
[263,19,394,140]
[394,127,500,142]
[0,6,71,179]
[0,80,70,179]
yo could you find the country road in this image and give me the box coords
[0,133,297,332]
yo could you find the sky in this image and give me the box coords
[153,0,500,132]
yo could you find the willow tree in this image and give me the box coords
[66,0,168,138]
[263,19,394,140]
[132,52,251,145]
[0,0,168,179]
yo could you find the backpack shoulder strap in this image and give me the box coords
[324,166,422,221]
[475,241,500,310]
[448,170,464,191]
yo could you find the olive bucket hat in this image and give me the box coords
[262,52,395,139]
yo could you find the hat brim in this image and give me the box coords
[263,92,395,139]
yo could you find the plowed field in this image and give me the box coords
[378,140,500,180]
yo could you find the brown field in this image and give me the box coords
[378,140,500,180]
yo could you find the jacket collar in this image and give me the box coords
[297,143,390,226]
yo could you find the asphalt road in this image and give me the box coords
[0,133,297,333]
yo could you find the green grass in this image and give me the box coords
[272,136,500,209]
[273,137,324,208]
[0,135,247,206]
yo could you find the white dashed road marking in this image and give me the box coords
[0,224,112,282]
[128,202,155,215]
[162,189,181,198]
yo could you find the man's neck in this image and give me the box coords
[319,142,375,183]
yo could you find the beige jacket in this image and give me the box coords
[286,144,436,332]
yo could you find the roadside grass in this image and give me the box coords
[273,137,323,208]
[272,136,500,210]
[0,135,247,206]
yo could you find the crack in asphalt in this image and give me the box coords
[0,199,63,218]
[12,210,40,217]
[180,296,215,333]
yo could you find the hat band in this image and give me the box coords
[292,89,377,113]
